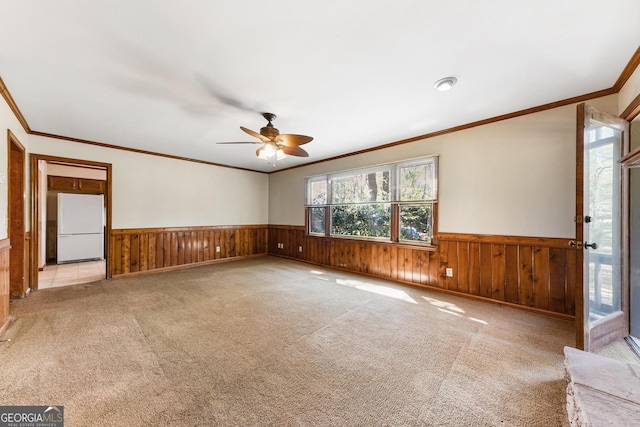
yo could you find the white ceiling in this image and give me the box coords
[1,1,639,172]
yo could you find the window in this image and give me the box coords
[397,159,437,243]
[305,156,438,244]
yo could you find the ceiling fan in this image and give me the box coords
[217,113,313,163]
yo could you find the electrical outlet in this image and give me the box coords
[446,268,453,277]
[298,246,303,252]
[216,246,221,253]
[278,243,283,249]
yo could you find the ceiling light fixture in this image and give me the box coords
[257,142,286,165]
[434,76,457,91]
[217,112,312,166]
[263,142,275,157]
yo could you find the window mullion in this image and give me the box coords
[325,205,330,236]
[391,203,399,242]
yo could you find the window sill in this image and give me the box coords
[305,233,438,251]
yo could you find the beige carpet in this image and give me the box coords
[0,256,573,426]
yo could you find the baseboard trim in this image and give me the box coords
[111,253,267,279]
[272,254,576,321]
[0,317,11,336]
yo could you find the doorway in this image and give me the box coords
[576,104,630,352]
[29,154,113,290]
[8,131,26,298]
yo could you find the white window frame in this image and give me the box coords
[305,155,438,244]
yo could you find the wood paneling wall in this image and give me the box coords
[107,224,575,318]
[268,226,576,318]
[437,233,576,316]
[269,225,439,286]
[0,239,10,335]
[110,225,268,277]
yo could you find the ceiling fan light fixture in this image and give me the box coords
[256,143,286,162]
[434,76,457,91]
[263,142,276,157]
[257,146,269,160]
[220,112,311,165]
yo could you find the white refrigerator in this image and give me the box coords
[57,193,104,263]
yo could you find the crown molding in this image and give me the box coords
[0,76,31,133]
[273,87,616,173]
[1,45,639,173]
[614,46,640,92]
[29,131,266,174]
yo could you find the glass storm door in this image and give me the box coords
[576,104,629,352]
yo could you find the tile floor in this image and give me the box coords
[38,260,106,290]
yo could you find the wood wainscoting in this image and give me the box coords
[268,226,576,319]
[110,225,268,277]
[0,238,10,334]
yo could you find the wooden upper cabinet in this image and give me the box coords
[77,178,104,193]
[48,175,105,193]
[48,175,77,191]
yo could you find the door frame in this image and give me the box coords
[8,130,26,297]
[29,154,113,289]
[620,93,640,345]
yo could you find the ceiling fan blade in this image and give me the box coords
[241,126,270,142]
[216,141,263,144]
[281,145,309,157]
[276,134,313,146]
[197,75,258,113]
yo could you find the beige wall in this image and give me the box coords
[47,164,107,180]
[28,135,269,229]
[269,95,619,239]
